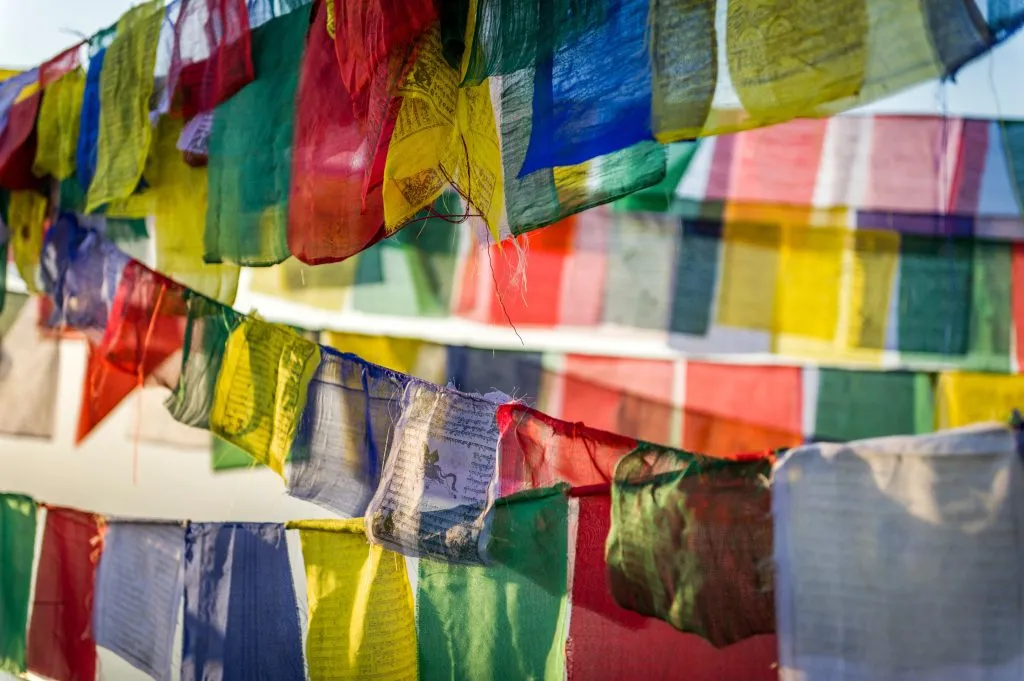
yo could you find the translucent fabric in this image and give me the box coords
[289,519,418,681]
[330,0,437,118]
[7,190,47,293]
[569,492,778,681]
[366,382,507,563]
[815,370,935,442]
[93,523,185,681]
[204,7,308,265]
[0,294,60,439]
[183,523,304,681]
[40,213,130,337]
[773,425,1024,681]
[32,67,85,180]
[288,347,409,518]
[936,371,1024,428]
[607,444,775,646]
[166,293,243,428]
[75,48,107,194]
[210,316,322,477]
[417,486,569,681]
[0,494,36,675]
[383,28,503,235]
[0,69,38,133]
[148,118,239,303]
[0,89,42,191]
[25,507,102,681]
[166,0,254,119]
[86,0,165,213]
[459,0,607,85]
[496,403,637,496]
[78,261,189,443]
[287,0,386,265]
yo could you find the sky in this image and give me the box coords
[0,0,1023,118]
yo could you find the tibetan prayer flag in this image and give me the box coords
[33,67,85,181]
[324,331,427,376]
[249,257,356,311]
[75,49,106,194]
[204,6,308,265]
[210,316,321,476]
[417,486,569,681]
[7,189,47,292]
[93,523,185,681]
[446,346,544,404]
[602,213,681,330]
[26,508,102,681]
[496,403,637,496]
[86,0,164,213]
[937,371,1024,428]
[683,362,803,456]
[0,87,42,191]
[290,519,418,680]
[815,370,934,442]
[0,294,59,438]
[211,434,261,471]
[289,348,408,517]
[569,492,778,681]
[167,293,244,428]
[607,444,775,646]
[0,494,36,675]
[182,523,304,681]
[366,382,506,563]
[773,424,1024,680]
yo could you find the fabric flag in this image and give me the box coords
[937,371,1024,428]
[128,385,212,450]
[324,331,431,378]
[607,444,775,645]
[496,403,637,496]
[569,491,778,681]
[289,347,409,518]
[75,46,108,194]
[77,260,188,443]
[383,27,503,235]
[7,189,47,292]
[773,424,1024,681]
[814,369,934,442]
[287,0,386,265]
[93,522,186,681]
[0,494,36,675]
[210,316,321,476]
[366,381,507,563]
[166,293,244,428]
[290,519,418,681]
[0,293,60,438]
[602,212,682,330]
[684,362,804,455]
[612,141,701,212]
[182,523,304,681]
[26,507,102,681]
[148,117,239,304]
[249,257,356,311]
[204,6,308,265]
[417,486,569,681]
[446,346,544,404]
[0,78,42,191]
[165,0,254,119]
[211,434,261,471]
[33,66,85,180]
[86,0,165,213]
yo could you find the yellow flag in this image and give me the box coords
[33,68,85,180]
[323,332,424,375]
[8,190,48,293]
[384,28,503,237]
[85,0,164,213]
[210,318,321,477]
[289,519,418,681]
[937,372,1024,429]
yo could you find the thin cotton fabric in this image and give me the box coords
[183,523,304,681]
[205,7,309,265]
[7,189,47,292]
[0,84,42,191]
[569,492,778,681]
[366,381,506,563]
[0,494,36,675]
[496,403,637,496]
[773,424,1024,680]
[290,519,418,681]
[607,444,775,646]
[26,508,102,681]
[76,48,107,194]
[937,371,1024,427]
[0,294,60,438]
[166,0,254,119]
[815,370,934,441]
[86,0,165,213]
[33,67,85,180]
[210,316,321,476]
[166,293,243,428]
[93,523,186,681]
[288,347,409,518]
[287,0,386,264]
[417,486,569,681]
